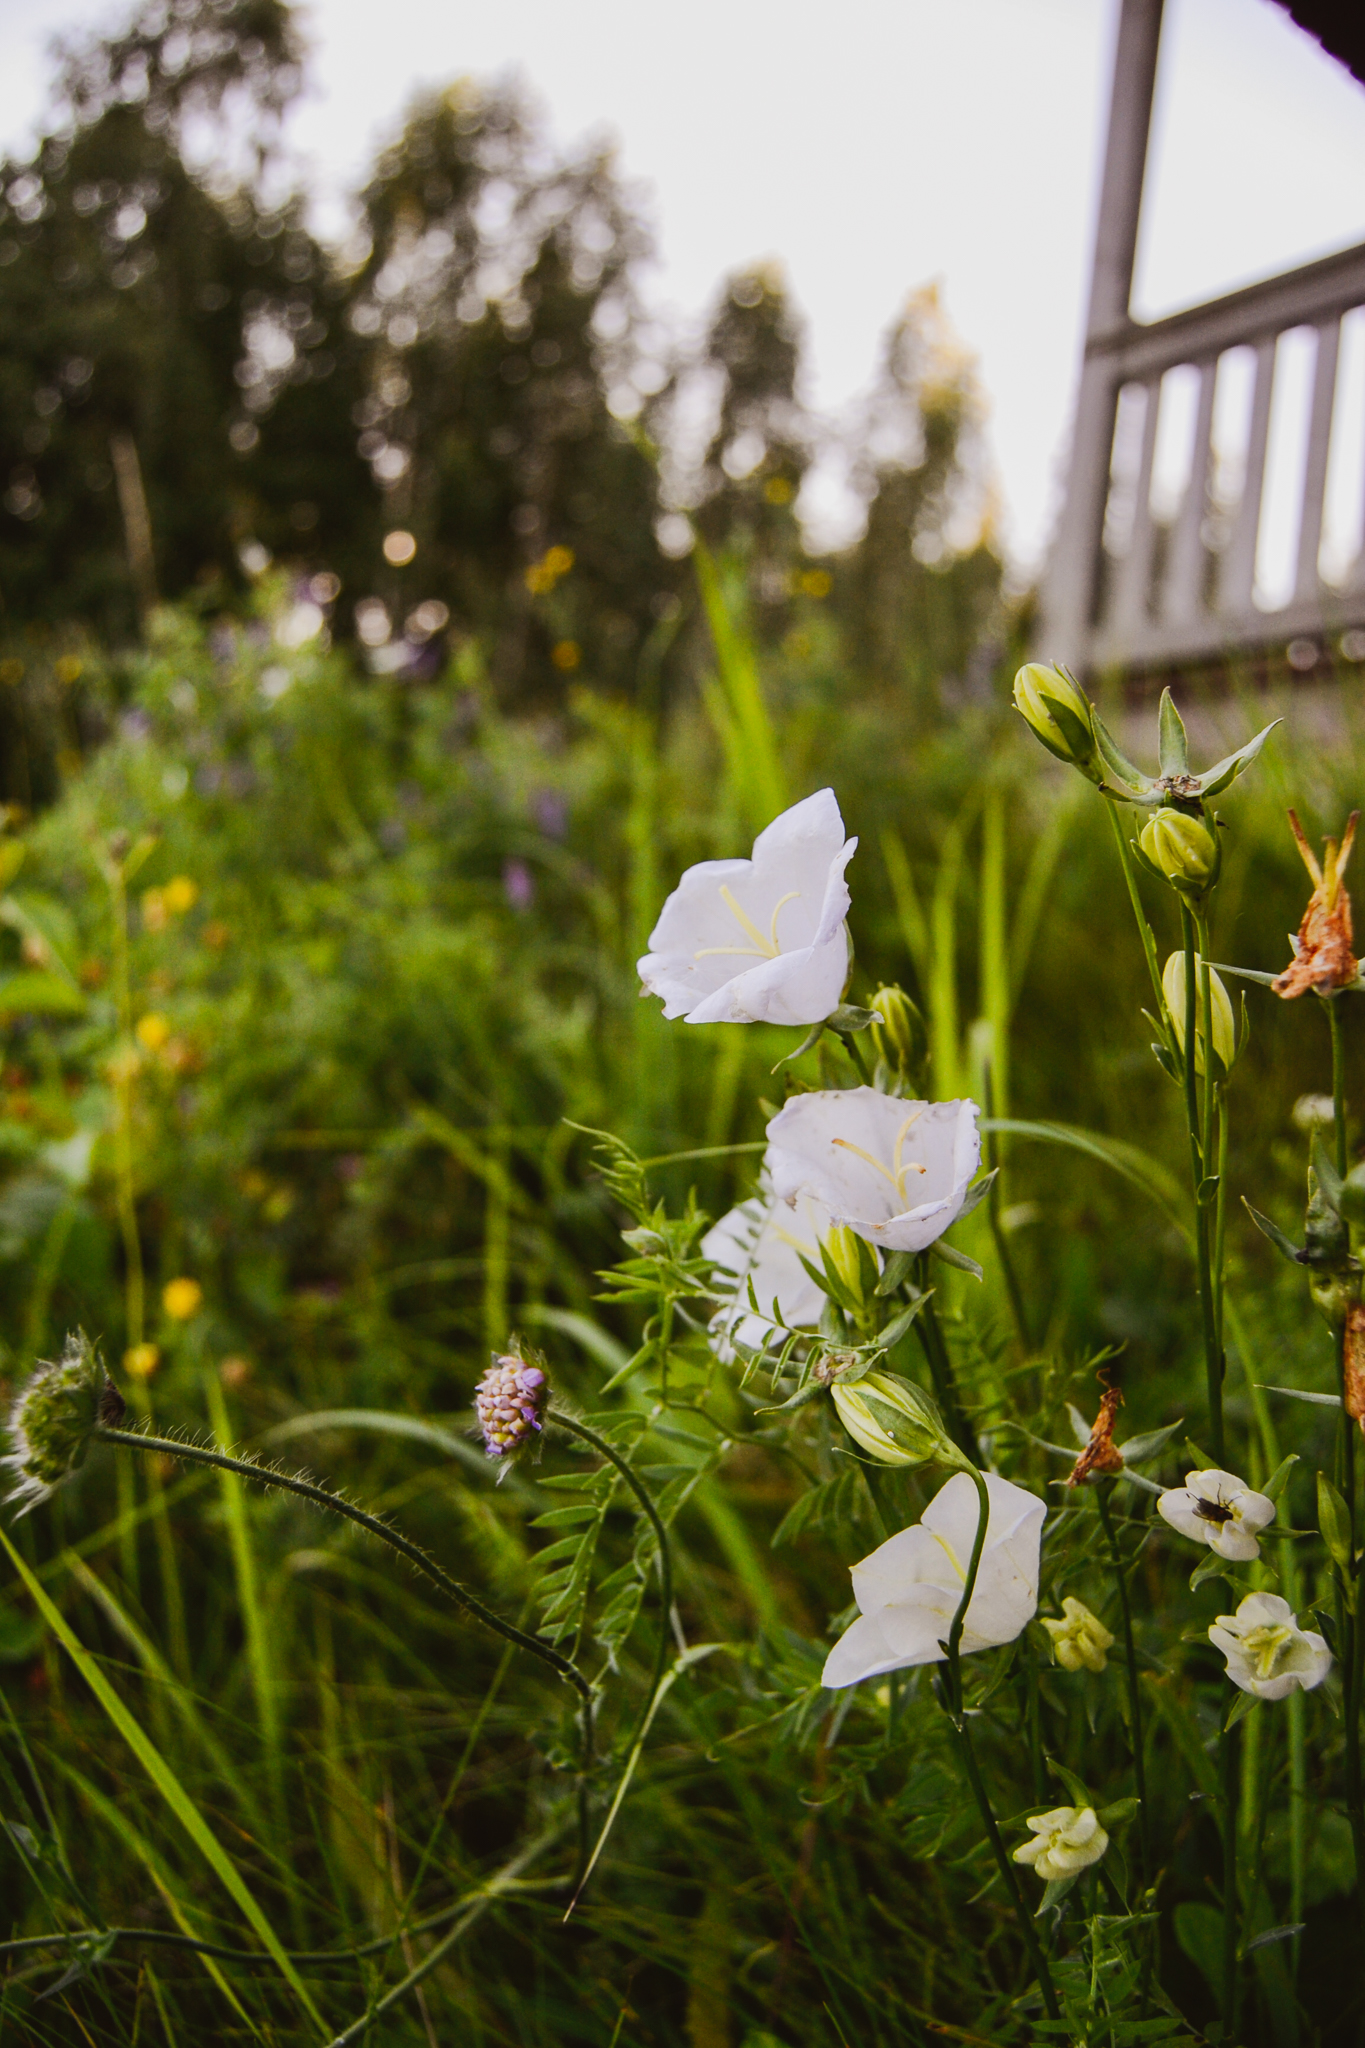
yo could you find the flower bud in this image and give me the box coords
[831,1370,958,1469]
[1139,807,1219,900]
[3,1331,124,1516]
[1012,664,1101,781]
[476,1348,549,1459]
[867,985,928,1092]
[823,1224,870,1307]
[1040,1597,1114,1674]
[1162,952,1237,1076]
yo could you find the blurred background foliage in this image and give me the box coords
[0,2,1362,2044]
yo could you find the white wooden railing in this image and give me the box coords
[1038,0,1365,677]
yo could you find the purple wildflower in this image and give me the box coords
[476,1353,548,1458]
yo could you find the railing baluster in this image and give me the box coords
[1109,380,1161,635]
[1165,360,1217,625]
[1294,315,1342,604]
[1219,335,1276,620]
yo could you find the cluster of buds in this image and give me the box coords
[476,1350,549,1459]
[3,1331,123,1516]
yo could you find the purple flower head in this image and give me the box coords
[476,1350,549,1460]
[503,858,535,911]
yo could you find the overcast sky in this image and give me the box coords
[3,0,1364,570]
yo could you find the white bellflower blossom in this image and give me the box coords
[766,1087,980,1254]
[637,790,856,1025]
[822,1470,1045,1687]
[1157,1468,1275,1562]
[700,1187,835,1360]
[1210,1592,1331,1700]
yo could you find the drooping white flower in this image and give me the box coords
[1013,1806,1109,1882]
[1157,1468,1275,1562]
[637,789,856,1025]
[1209,1592,1331,1701]
[700,1187,834,1360]
[766,1087,981,1254]
[821,1470,1045,1688]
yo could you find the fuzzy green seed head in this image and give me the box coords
[3,1332,123,1517]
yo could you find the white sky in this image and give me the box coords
[2,0,1364,571]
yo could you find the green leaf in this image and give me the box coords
[0,1527,328,2037]
[1195,719,1280,798]
[1118,1419,1184,1466]
[771,1020,824,1072]
[954,1168,998,1222]
[828,1002,882,1035]
[1317,1472,1354,1574]
[1262,1454,1299,1502]
[1035,1869,1083,1916]
[1210,960,1279,988]
[0,971,86,1018]
[983,1119,1191,1244]
[1045,1755,1093,1807]
[1224,1687,1260,1732]
[930,1239,983,1281]
[1191,1551,1237,1593]
[1157,688,1188,777]
[1196,1175,1220,1208]
[874,1249,919,1298]
[1241,1200,1304,1264]
[1259,1383,1341,1408]
[878,1297,930,1349]
[1096,1795,1141,1826]
[1065,1403,1094,1450]
[1241,1922,1305,1958]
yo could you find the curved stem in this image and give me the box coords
[94,1426,591,1706]
[547,1409,673,1724]
[938,1463,1060,2021]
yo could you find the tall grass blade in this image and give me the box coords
[693,540,787,833]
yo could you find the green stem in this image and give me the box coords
[1221,1719,1240,2030]
[1181,903,1225,1463]
[94,1426,591,1707]
[1195,915,1216,1173]
[1330,992,1348,1180]
[938,1464,1060,2022]
[1095,1484,1150,1886]
[915,1295,975,1460]
[1104,799,1165,1013]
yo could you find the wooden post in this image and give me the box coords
[109,431,159,625]
[1037,0,1165,674]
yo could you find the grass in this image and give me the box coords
[0,584,1361,2041]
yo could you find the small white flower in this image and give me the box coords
[1040,1596,1115,1674]
[822,1470,1045,1688]
[1157,1468,1275,1562]
[637,788,856,1025]
[1209,1592,1331,1701]
[1013,1806,1109,1882]
[766,1086,981,1254]
[700,1186,834,1360]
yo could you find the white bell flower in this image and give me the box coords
[1157,1468,1275,1562]
[637,789,856,1025]
[700,1186,834,1360]
[766,1086,981,1254]
[822,1470,1045,1688]
[1013,1806,1109,1882]
[1209,1592,1331,1701]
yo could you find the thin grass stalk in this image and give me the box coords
[1221,1719,1240,2030]
[982,1061,1030,1349]
[1328,993,1365,1952]
[1181,902,1225,1462]
[203,1372,285,1833]
[1094,1484,1149,1885]
[939,1464,1060,2021]
[1103,798,1164,1013]
[914,1292,974,1460]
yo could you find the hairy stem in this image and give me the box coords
[94,1425,591,1707]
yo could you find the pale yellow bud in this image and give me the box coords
[830,1371,956,1469]
[823,1224,868,1306]
[1162,952,1237,1076]
[1138,807,1219,899]
[1040,1596,1115,1674]
[1012,664,1101,780]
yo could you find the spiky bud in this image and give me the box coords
[3,1332,124,1517]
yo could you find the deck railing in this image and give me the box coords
[1041,238,1365,676]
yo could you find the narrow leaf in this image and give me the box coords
[1157,688,1188,777]
[1241,1200,1305,1265]
[1259,1383,1341,1408]
[930,1240,983,1281]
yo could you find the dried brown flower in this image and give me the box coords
[1346,1304,1365,1438]
[1067,1387,1126,1488]
[1273,810,1359,998]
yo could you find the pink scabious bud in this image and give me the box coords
[476,1351,549,1458]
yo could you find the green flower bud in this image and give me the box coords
[868,985,928,1092]
[1139,806,1220,900]
[3,1331,124,1517]
[823,1224,870,1308]
[1012,664,1102,781]
[831,1370,960,1469]
[1162,952,1237,1077]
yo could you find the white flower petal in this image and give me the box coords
[820,1608,905,1688]
[700,1187,831,1358]
[638,790,856,1025]
[766,1088,981,1254]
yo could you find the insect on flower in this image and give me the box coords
[1157,1468,1275,1561]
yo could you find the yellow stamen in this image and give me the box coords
[831,1115,929,1207]
[694,884,800,962]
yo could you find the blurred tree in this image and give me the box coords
[336,81,677,699]
[835,287,1003,698]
